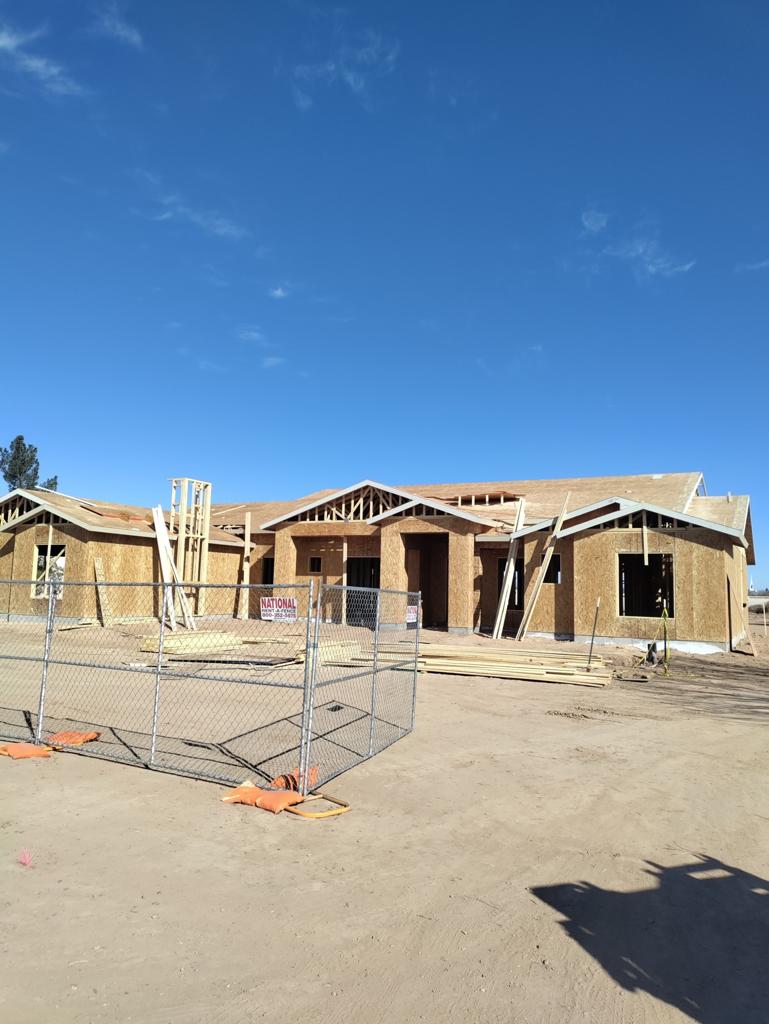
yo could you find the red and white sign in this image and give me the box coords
[260,596,298,622]
[406,605,419,624]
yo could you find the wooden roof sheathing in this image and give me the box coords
[687,495,750,533]
[1,489,243,547]
[210,489,338,530]
[213,474,704,533]
[408,472,703,519]
[197,471,752,559]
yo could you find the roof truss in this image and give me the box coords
[476,496,747,547]
[367,495,500,526]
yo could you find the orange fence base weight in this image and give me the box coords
[0,743,53,760]
[48,730,101,748]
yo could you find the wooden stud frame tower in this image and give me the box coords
[169,478,212,613]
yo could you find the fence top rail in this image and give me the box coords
[319,583,422,598]
[0,579,312,590]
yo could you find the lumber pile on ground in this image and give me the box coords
[139,631,243,655]
[335,641,611,687]
[411,643,610,686]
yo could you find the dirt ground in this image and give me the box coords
[2,627,769,1023]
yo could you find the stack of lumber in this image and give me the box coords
[414,643,610,687]
[139,631,243,655]
[321,640,610,686]
[372,641,611,687]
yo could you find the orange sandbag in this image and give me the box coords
[271,766,319,792]
[48,730,101,747]
[0,742,52,760]
[222,783,304,814]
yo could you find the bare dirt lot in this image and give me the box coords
[2,628,769,1024]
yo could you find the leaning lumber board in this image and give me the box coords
[491,499,525,639]
[516,493,571,642]
[93,558,115,627]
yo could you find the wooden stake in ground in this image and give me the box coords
[587,596,601,666]
[491,499,525,640]
[237,511,252,620]
[515,493,570,643]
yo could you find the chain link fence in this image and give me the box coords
[0,579,420,793]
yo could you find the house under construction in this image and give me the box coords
[0,471,755,652]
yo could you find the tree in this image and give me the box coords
[0,435,58,491]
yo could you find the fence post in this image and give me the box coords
[298,580,317,796]
[34,584,58,743]
[367,589,382,756]
[410,592,422,732]
[149,584,169,766]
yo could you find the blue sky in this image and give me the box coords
[1,1,767,582]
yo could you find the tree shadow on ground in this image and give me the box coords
[531,855,769,1023]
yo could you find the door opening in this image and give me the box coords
[345,557,380,626]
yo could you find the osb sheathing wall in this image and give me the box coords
[476,527,736,644]
[247,536,276,585]
[0,522,242,619]
[379,518,479,629]
[724,541,749,647]
[571,528,731,644]
[272,517,484,629]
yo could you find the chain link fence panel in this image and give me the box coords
[0,578,420,793]
[305,584,421,790]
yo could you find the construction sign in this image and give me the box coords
[260,596,298,622]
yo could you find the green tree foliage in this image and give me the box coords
[0,436,58,491]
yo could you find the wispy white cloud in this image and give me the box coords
[735,257,769,273]
[261,356,286,369]
[567,213,695,285]
[0,140,9,154]
[0,21,84,96]
[132,169,250,241]
[269,285,289,299]
[291,30,399,110]
[236,325,269,344]
[604,236,695,280]
[130,167,161,187]
[92,3,143,50]
[165,320,183,330]
[150,193,248,240]
[581,208,608,234]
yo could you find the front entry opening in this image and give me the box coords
[405,534,448,628]
[346,557,380,589]
[345,557,380,626]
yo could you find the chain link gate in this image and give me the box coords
[302,584,421,790]
[0,578,420,793]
